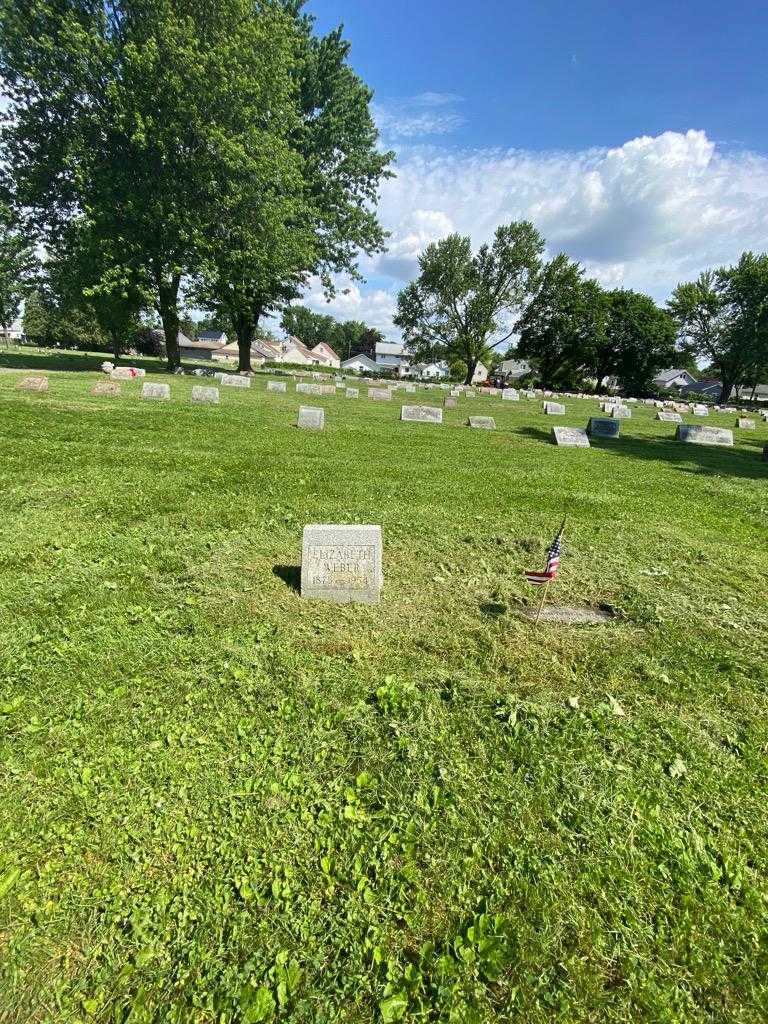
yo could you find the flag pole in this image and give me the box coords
[534,580,550,626]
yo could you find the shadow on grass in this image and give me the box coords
[515,426,768,481]
[273,565,301,594]
[0,348,166,374]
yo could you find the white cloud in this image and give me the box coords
[295,129,768,342]
[373,93,466,140]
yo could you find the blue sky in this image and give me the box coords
[298,0,768,339]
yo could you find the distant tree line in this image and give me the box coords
[280,306,384,361]
[395,225,768,400]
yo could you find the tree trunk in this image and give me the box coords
[719,378,736,404]
[464,357,477,386]
[111,331,120,364]
[237,321,255,373]
[157,274,181,371]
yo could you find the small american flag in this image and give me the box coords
[525,522,565,586]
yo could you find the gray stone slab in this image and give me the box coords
[191,385,219,404]
[444,397,457,409]
[345,387,359,398]
[319,384,336,396]
[91,381,121,397]
[17,376,49,392]
[141,382,170,401]
[737,418,756,429]
[502,388,519,401]
[587,417,620,438]
[267,381,287,393]
[551,426,590,447]
[296,382,322,395]
[220,374,251,388]
[675,424,733,447]
[297,405,324,430]
[301,523,383,604]
[692,405,709,416]
[543,402,566,415]
[111,366,144,380]
[468,416,496,429]
[657,411,682,422]
[404,384,417,394]
[611,406,631,418]
[368,388,392,400]
[401,405,443,424]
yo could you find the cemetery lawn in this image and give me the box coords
[2,356,768,1024]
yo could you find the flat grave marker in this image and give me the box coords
[444,397,457,409]
[266,381,287,393]
[345,388,359,398]
[191,385,219,404]
[401,405,443,424]
[91,381,121,397]
[368,388,392,401]
[502,388,519,401]
[675,424,733,447]
[611,406,631,419]
[543,402,566,415]
[551,426,590,447]
[141,382,171,401]
[220,374,251,389]
[17,376,49,392]
[301,524,383,604]
[297,405,324,430]
[468,416,496,429]
[111,366,144,381]
[657,411,682,423]
[737,418,756,430]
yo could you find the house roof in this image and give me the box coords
[375,342,406,356]
[341,353,378,370]
[684,379,721,393]
[654,368,696,384]
[179,338,224,350]
[197,329,227,342]
[500,359,531,377]
[312,341,340,361]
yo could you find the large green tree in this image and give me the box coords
[0,0,310,370]
[669,254,768,403]
[516,254,605,388]
[394,223,544,385]
[601,289,676,396]
[0,206,38,336]
[194,5,392,372]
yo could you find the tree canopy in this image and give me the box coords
[394,223,544,384]
[669,253,768,402]
[0,206,37,333]
[280,305,384,360]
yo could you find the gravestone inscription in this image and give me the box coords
[502,388,519,401]
[675,424,733,447]
[551,426,590,447]
[191,385,219,404]
[141,382,171,401]
[220,374,251,388]
[587,417,620,438]
[401,405,443,424]
[297,406,324,430]
[91,381,121,397]
[267,381,287,393]
[301,524,383,604]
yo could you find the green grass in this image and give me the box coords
[1,354,767,1023]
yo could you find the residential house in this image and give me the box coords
[500,358,532,380]
[178,336,223,361]
[734,383,768,402]
[653,367,698,390]
[341,353,379,374]
[375,341,410,377]
[197,329,228,345]
[412,361,449,381]
[0,319,24,343]
[311,341,341,368]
